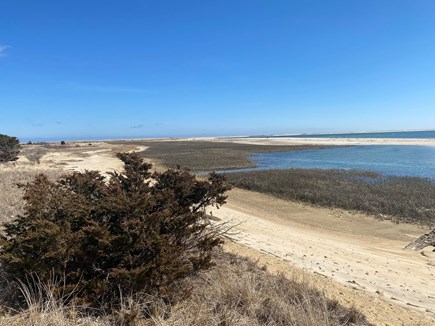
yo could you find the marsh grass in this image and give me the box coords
[109,140,332,172]
[0,251,371,326]
[225,169,435,226]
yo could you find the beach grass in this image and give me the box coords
[0,250,370,326]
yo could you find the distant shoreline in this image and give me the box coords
[21,136,435,147]
[20,129,435,145]
[213,137,435,147]
[250,129,435,138]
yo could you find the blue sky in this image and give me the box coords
[1,1,435,140]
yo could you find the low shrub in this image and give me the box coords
[0,153,231,310]
[0,134,21,162]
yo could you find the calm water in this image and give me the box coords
[265,130,435,139]
[225,146,435,179]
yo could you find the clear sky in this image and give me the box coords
[1,1,435,140]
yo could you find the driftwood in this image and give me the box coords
[404,229,435,251]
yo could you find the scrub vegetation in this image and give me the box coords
[0,154,370,325]
[0,153,230,310]
[0,134,21,163]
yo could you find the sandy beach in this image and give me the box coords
[219,188,435,325]
[4,139,435,325]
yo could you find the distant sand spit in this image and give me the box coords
[212,137,435,147]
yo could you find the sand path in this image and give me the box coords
[37,143,148,175]
[215,189,435,325]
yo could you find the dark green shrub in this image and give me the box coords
[0,153,230,309]
[0,134,21,162]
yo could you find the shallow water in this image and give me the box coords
[225,145,435,179]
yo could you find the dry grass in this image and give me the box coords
[159,252,370,326]
[0,167,63,224]
[0,251,370,326]
[225,169,435,226]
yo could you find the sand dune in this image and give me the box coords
[23,142,148,175]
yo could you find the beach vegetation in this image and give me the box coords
[0,134,21,163]
[0,153,230,310]
[0,251,371,325]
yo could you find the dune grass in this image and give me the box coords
[0,251,371,326]
[225,169,435,226]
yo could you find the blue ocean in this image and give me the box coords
[226,145,435,179]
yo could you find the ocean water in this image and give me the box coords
[226,145,435,179]
[267,130,435,139]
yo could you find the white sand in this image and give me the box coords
[212,137,435,147]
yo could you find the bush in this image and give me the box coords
[0,153,231,310]
[0,134,21,162]
[60,140,66,145]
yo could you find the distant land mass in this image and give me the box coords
[18,129,435,143]
[252,130,435,139]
